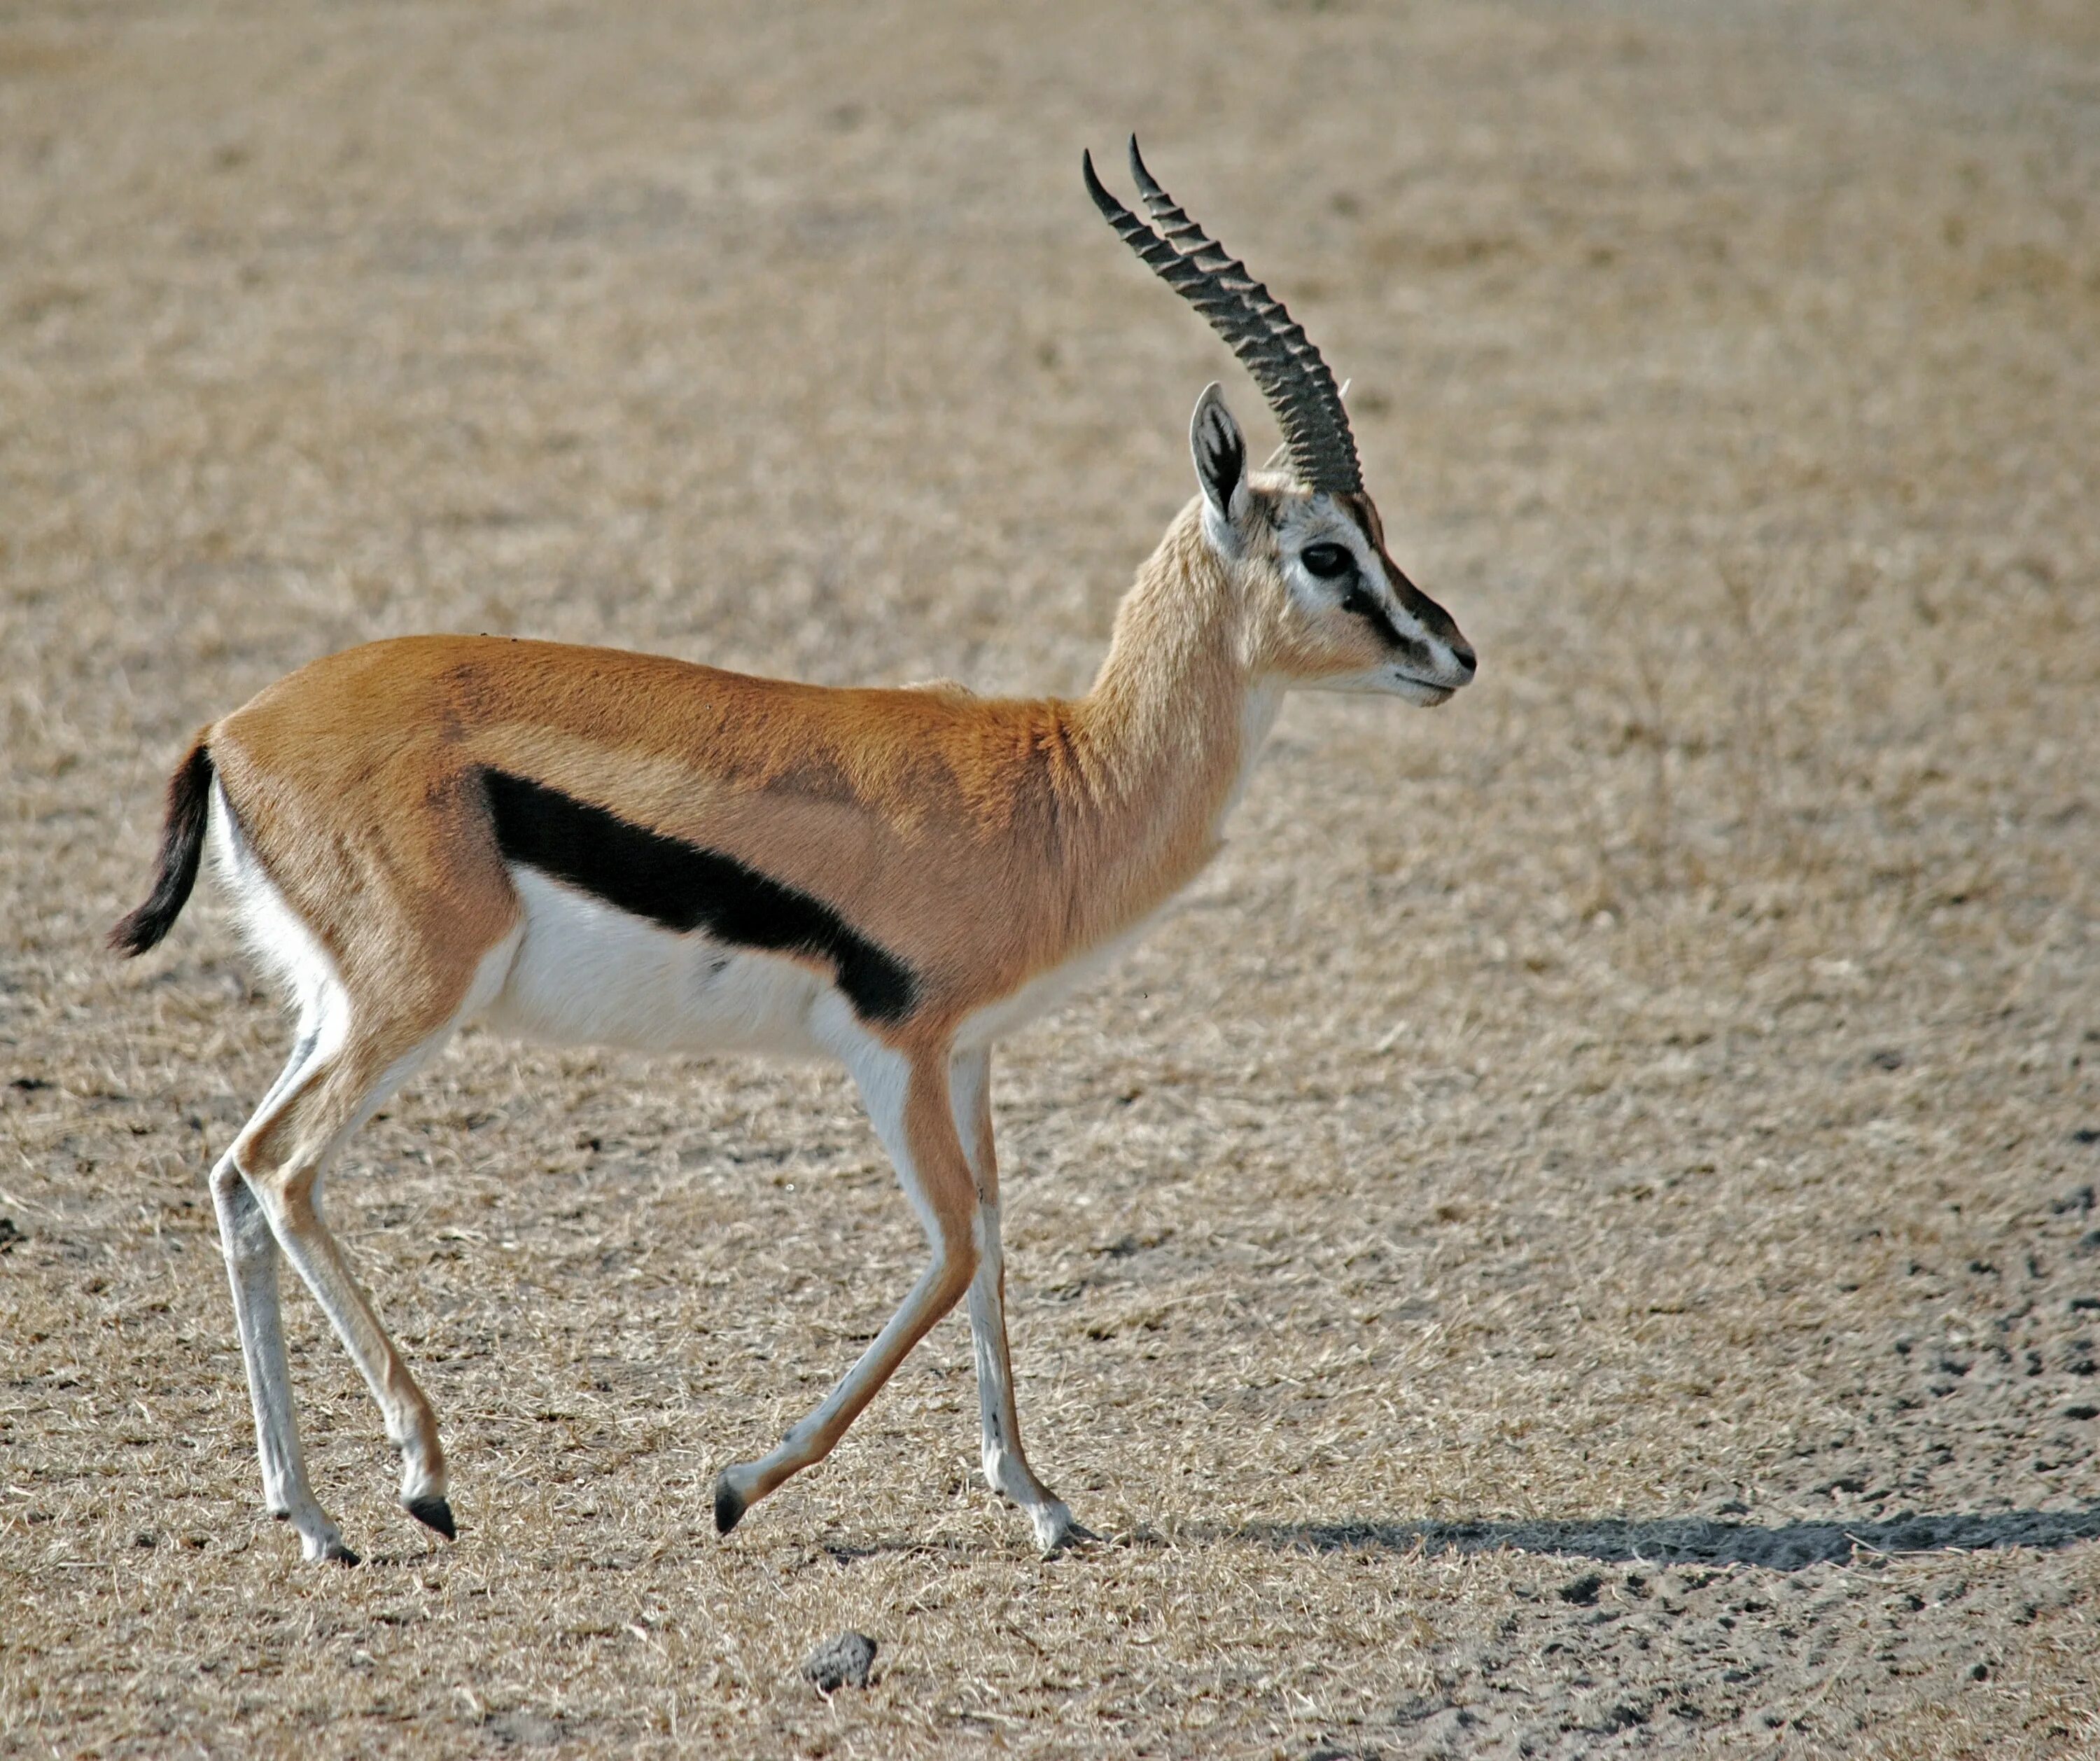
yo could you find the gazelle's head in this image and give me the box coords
[1087,141,1476,706]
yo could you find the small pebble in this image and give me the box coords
[802,1631,878,1694]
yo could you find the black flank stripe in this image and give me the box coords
[482,769,918,1024]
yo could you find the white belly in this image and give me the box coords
[480,868,1169,1062]
[479,865,834,1059]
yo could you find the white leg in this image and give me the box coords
[210,1026,355,1562]
[245,1030,458,1532]
[950,1048,1082,1554]
[713,1038,979,1534]
[225,1012,472,1560]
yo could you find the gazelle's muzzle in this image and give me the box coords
[1389,564,1477,692]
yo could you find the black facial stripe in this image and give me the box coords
[1339,585,1434,670]
[482,769,918,1025]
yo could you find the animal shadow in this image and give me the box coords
[1238,1506,2100,1571]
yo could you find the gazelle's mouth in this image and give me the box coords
[1389,667,1460,704]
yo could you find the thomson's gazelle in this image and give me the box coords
[113,141,1475,1562]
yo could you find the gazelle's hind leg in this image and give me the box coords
[227,1009,465,1554]
[949,1050,1084,1555]
[222,928,517,1559]
[212,1019,353,1561]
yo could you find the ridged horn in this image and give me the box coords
[1084,137,1362,496]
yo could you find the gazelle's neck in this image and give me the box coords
[1063,507,1281,944]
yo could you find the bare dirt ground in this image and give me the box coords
[4,1,2099,1754]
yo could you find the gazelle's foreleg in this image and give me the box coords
[713,1040,979,1536]
[949,1048,1082,1554]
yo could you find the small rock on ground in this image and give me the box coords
[802,1631,878,1694]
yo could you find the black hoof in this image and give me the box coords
[326,1543,361,1567]
[406,1495,456,1540]
[713,1473,746,1536]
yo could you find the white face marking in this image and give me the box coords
[1268,498,1470,701]
[1279,520,1380,611]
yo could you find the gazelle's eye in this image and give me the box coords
[1299,543,1354,580]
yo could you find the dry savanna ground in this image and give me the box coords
[4,1,2099,1755]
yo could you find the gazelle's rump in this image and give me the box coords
[113,143,1475,1561]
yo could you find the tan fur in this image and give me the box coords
[209,502,1261,1057]
[130,425,1474,1559]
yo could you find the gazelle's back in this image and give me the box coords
[209,634,1094,1036]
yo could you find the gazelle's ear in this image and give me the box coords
[1189,382,1249,546]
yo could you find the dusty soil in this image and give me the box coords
[4,1,2099,1755]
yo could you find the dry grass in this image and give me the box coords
[4,1,2099,1755]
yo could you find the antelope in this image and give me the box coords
[111,141,1476,1564]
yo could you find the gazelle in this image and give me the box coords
[113,141,1475,1563]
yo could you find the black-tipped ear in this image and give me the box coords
[1189,382,1248,535]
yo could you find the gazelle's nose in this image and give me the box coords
[1448,638,1478,682]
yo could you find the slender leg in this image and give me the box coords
[713,1039,979,1535]
[949,1048,1082,1554]
[232,1024,461,1552]
[210,1023,356,1562]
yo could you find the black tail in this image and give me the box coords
[110,742,214,957]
